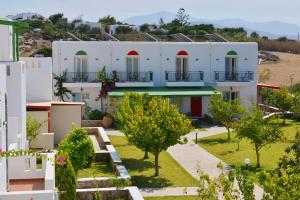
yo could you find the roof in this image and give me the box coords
[27,101,85,109]
[257,83,280,89]
[108,86,219,97]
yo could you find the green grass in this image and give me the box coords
[77,161,115,178]
[144,196,199,200]
[109,136,199,188]
[197,119,300,172]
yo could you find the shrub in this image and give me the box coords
[32,48,52,57]
[26,114,46,147]
[55,151,77,200]
[88,109,104,120]
[58,127,94,172]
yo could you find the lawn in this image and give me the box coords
[77,161,115,178]
[144,196,199,200]
[197,119,300,171]
[109,136,199,188]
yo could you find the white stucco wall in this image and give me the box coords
[21,57,53,102]
[0,65,7,192]
[0,25,13,62]
[6,62,26,149]
[52,41,258,111]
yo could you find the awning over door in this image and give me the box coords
[108,86,219,97]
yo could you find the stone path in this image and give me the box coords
[140,187,198,197]
[105,126,264,199]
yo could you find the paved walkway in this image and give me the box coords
[167,126,264,200]
[105,126,264,199]
[140,187,198,197]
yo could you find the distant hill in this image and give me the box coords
[124,12,300,40]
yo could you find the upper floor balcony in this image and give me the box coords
[214,71,254,86]
[165,71,204,87]
[63,72,100,88]
[115,71,154,87]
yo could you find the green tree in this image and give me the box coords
[26,114,46,147]
[55,151,77,200]
[53,71,73,101]
[116,93,192,176]
[250,31,260,39]
[258,131,300,199]
[209,94,246,140]
[58,127,94,172]
[175,8,190,26]
[236,106,283,167]
[269,87,294,124]
[49,13,64,25]
[158,17,165,28]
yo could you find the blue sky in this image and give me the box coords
[1,0,299,24]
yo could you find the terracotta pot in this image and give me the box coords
[102,114,114,128]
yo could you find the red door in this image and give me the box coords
[191,97,202,116]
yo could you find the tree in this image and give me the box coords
[49,13,64,25]
[258,68,271,83]
[140,23,150,32]
[209,94,246,140]
[58,127,94,172]
[116,93,192,176]
[53,71,73,101]
[158,17,165,28]
[236,106,283,167]
[269,87,294,124]
[26,114,46,147]
[250,31,260,39]
[258,131,300,199]
[76,24,91,34]
[99,15,117,25]
[175,8,190,26]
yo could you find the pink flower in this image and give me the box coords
[57,155,67,166]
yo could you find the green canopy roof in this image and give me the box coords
[75,50,88,56]
[108,86,219,97]
[226,50,238,56]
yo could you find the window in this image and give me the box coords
[73,92,90,107]
[225,51,238,80]
[126,51,139,81]
[223,91,239,102]
[74,50,88,74]
[176,51,188,80]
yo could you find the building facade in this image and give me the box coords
[52,41,258,116]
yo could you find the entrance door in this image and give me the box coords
[191,97,202,116]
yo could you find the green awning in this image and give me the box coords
[108,86,219,97]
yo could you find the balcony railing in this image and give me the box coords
[64,72,99,83]
[214,71,254,82]
[117,71,153,82]
[165,71,204,82]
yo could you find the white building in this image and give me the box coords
[75,21,102,29]
[108,24,140,35]
[0,18,55,199]
[52,41,257,116]
[7,12,43,21]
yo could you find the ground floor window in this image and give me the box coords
[73,92,90,107]
[222,91,239,102]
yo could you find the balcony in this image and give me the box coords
[63,72,101,88]
[165,71,204,87]
[214,71,254,86]
[115,71,154,87]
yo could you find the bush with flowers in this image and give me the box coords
[55,151,77,200]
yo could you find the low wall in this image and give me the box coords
[82,120,103,127]
[8,153,55,191]
[31,133,54,150]
[77,187,144,200]
[0,190,56,200]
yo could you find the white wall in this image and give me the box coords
[21,57,53,102]
[0,25,13,62]
[0,65,7,192]
[6,62,26,149]
[52,41,258,111]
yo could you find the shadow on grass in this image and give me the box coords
[131,175,172,188]
[198,138,234,145]
[122,158,154,172]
